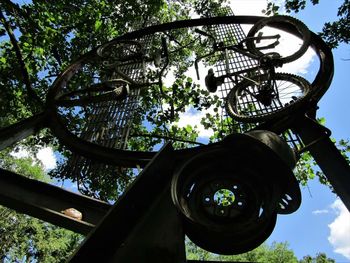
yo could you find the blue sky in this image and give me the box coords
[9,0,350,261]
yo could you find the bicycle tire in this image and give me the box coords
[246,16,311,64]
[225,73,312,123]
[97,40,143,59]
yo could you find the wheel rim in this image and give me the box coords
[227,73,310,122]
[246,16,311,64]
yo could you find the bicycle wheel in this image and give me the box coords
[225,73,311,123]
[246,16,311,64]
[97,40,144,68]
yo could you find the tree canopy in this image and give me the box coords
[265,0,350,48]
[1,0,347,198]
[186,240,335,263]
[1,0,234,200]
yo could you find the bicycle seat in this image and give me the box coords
[205,68,224,93]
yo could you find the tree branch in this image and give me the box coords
[0,10,44,108]
[0,0,27,18]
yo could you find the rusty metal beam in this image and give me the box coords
[0,112,48,151]
[111,186,186,263]
[0,167,111,234]
[294,117,350,212]
[69,143,181,262]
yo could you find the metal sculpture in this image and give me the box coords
[0,9,348,263]
[42,15,321,166]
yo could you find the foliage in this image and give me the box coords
[0,206,82,262]
[0,151,83,262]
[265,0,350,48]
[299,253,335,263]
[186,240,335,262]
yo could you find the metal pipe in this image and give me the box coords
[294,117,350,212]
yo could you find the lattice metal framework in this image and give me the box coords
[205,7,258,133]
[60,35,155,197]
[207,7,303,149]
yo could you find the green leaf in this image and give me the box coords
[94,20,103,31]
[185,125,192,133]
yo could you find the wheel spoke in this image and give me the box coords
[226,73,311,122]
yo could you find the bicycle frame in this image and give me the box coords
[194,28,281,85]
[55,37,170,107]
[194,28,287,108]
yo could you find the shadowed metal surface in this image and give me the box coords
[0,167,111,234]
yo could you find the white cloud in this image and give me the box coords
[163,66,176,87]
[312,209,329,215]
[229,0,287,16]
[10,146,57,171]
[175,107,214,139]
[229,0,315,76]
[230,0,269,16]
[277,48,316,76]
[36,147,57,171]
[328,199,350,260]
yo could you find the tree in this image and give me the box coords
[0,206,82,262]
[0,150,83,262]
[186,240,335,263]
[265,0,350,48]
[299,253,336,263]
[2,0,347,198]
[0,0,230,200]
[0,0,231,259]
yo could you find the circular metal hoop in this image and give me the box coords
[46,16,333,167]
[246,15,311,64]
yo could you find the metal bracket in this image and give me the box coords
[0,167,110,234]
